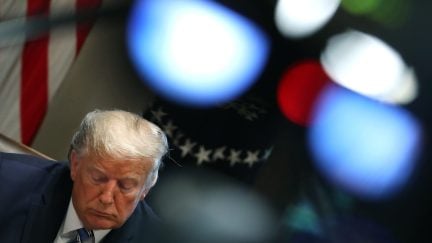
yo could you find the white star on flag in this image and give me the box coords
[179,139,196,157]
[244,150,260,167]
[151,107,167,122]
[228,149,241,166]
[212,146,226,160]
[163,120,177,137]
[243,111,258,121]
[195,146,212,165]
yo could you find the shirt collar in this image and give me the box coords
[62,199,111,242]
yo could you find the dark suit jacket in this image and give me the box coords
[0,152,161,243]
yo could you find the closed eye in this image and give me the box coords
[119,179,138,191]
[90,169,108,184]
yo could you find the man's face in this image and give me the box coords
[70,150,155,230]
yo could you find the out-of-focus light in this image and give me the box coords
[284,200,322,235]
[383,67,418,104]
[321,30,418,104]
[341,0,410,27]
[309,85,421,200]
[153,170,276,243]
[127,0,269,107]
[341,0,381,14]
[277,60,331,126]
[274,0,340,39]
[291,216,398,243]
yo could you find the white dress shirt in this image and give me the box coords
[53,199,110,243]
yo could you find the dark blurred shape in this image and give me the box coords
[302,215,398,243]
[275,178,399,243]
[150,168,278,243]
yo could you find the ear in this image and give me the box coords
[149,172,158,188]
[140,173,158,201]
[139,188,149,201]
[70,150,80,181]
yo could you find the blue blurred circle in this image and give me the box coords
[127,0,270,107]
[308,85,421,200]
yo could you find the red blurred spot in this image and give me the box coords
[277,60,331,126]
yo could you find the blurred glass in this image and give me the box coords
[308,84,421,200]
[151,169,277,243]
[127,0,269,107]
[275,0,340,38]
[321,30,418,104]
[277,60,331,126]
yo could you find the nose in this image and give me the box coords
[99,181,116,205]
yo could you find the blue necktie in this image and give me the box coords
[75,228,94,243]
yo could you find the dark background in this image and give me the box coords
[128,1,432,242]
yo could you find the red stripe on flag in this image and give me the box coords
[76,0,102,55]
[20,0,50,145]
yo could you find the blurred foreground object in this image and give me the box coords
[127,0,269,107]
[308,84,421,200]
[277,60,331,126]
[151,169,277,243]
[321,30,418,104]
[275,0,340,39]
[341,0,411,27]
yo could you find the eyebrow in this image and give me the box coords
[89,166,141,182]
[119,177,139,183]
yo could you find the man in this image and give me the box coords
[0,109,168,243]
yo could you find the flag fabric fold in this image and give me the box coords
[0,0,101,145]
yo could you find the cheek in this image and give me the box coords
[75,177,101,203]
[85,187,101,200]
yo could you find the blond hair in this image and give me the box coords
[69,109,168,184]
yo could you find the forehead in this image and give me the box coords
[80,152,154,178]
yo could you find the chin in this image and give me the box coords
[88,222,119,230]
[85,216,121,230]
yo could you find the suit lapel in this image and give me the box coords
[21,165,72,243]
[101,210,136,243]
[102,202,159,243]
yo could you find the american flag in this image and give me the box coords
[0,0,101,145]
[143,93,283,185]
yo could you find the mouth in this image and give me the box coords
[90,209,115,219]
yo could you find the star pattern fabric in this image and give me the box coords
[143,95,282,184]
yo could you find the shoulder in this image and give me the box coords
[129,202,162,241]
[136,201,160,222]
[125,201,160,228]
[0,152,66,170]
[129,201,161,231]
[103,201,161,242]
[0,152,69,189]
